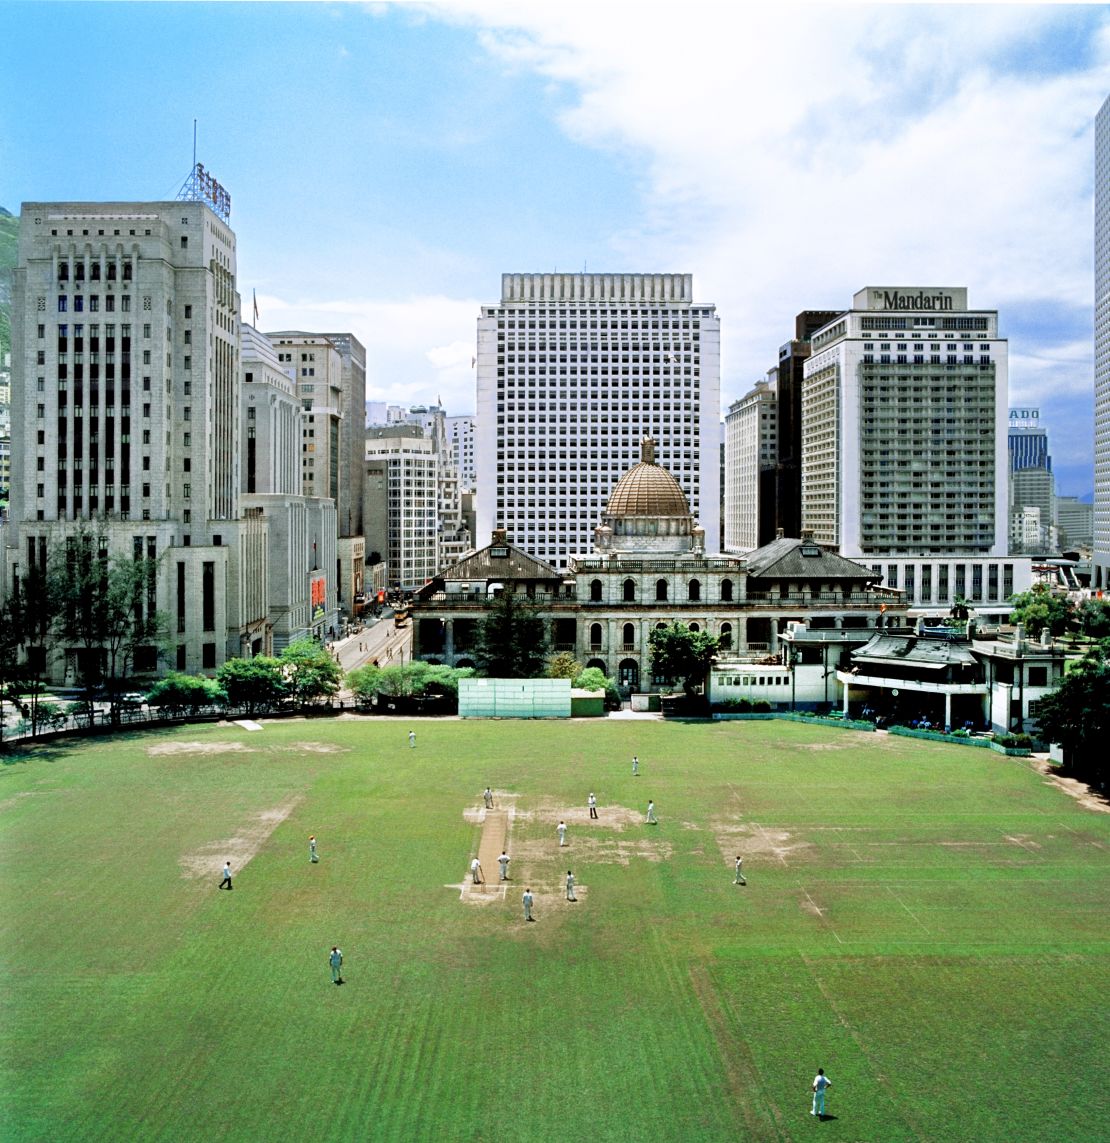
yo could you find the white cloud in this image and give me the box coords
[423,2,1109,490]
[251,292,481,413]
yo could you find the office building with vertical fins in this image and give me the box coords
[1094,95,1110,589]
[475,273,720,571]
[3,195,269,678]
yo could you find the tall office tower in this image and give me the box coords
[447,414,476,490]
[770,310,842,539]
[400,404,471,568]
[1094,95,1110,589]
[364,423,439,591]
[1009,467,1056,552]
[475,273,721,570]
[1007,406,1055,554]
[3,197,270,677]
[723,379,777,552]
[801,289,1026,609]
[267,330,365,619]
[240,325,338,649]
[1008,406,1051,471]
[1055,495,1094,549]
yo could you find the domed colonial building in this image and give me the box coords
[412,439,908,700]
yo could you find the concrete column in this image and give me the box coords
[444,618,454,660]
[842,684,850,717]
[944,692,952,732]
[737,615,748,650]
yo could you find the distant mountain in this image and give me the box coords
[0,206,16,361]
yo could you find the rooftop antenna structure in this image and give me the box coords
[176,119,232,223]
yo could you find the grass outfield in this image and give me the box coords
[1,717,1108,1142]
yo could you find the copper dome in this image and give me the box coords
[605,438,691,518]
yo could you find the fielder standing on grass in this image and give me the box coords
[523,888,535,921]
[588,792,598,819]
[734,855,746,885]
[811,1068,832,1118]
[329,946,344,985]
[218,861,233,890]
[498,851,510,881]
[632,755,639,776]
[565,870,577,901]
[557,820,567,846]
[309,835,319,863]
[470,857,483,884]
[646,800,657,824]
[408,729,416,749]
[483,786,494,809]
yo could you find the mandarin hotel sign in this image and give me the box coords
[864,287,966,312]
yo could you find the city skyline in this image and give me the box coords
[3,2,1107,499]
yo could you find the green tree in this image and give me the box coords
[475,592,549,678]
[546,651,583,680]
[280,639,342,707]
[217,656,288,715]
[648,622,719,698]
[48,529,166,724]
[1008,584,1074,639]
[0,565,57,743]
[1076,598,1110,640]
[574,665,622,709]
[1035,641,1110,788]
[147,672,225,717]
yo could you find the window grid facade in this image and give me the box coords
[475,273,720,571]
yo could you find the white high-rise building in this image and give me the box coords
[447,414,476,490]
[1094,95,1110,589]
[3,198,271,677]
[723,379,776,552]
[801,288,1030,609]
[266,330,365,619]
[364,423,439,591]
[475,273,721,570]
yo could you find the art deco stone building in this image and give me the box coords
[3,200,267,678]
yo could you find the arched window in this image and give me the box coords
[586,658,606,673]
[623,622,635,647]
[690,622,700,633]
[590,579,603,602]
[688,578,701,602]
[590,622,603,648]
[721,578,733,602]
[623,578,636,602]
[656,621,667,630]
[619,659,640,690]
[656,579,668,602]
[719,622,732,649]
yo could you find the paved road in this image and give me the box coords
[331,614,413,676]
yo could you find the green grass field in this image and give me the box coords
[2,717,1108,1142]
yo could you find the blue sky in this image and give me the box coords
[3,2,1108,498]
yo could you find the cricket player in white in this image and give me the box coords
[557,821,567,846]
[811,1069,831,1117]
[565,870,577,901]
[470,857,483,884]
[498,851,510,880]
[522,889,535,921]
[646,800,657,824]
[734,856,746,885]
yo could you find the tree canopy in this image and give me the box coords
[216,656,288,714]
[1008,584,1073,639]
[475,592,549,678]
[648,622,719,698]
[1035,640,1110,789]
[280,639,342,706]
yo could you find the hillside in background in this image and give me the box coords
[0,206,17,361]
